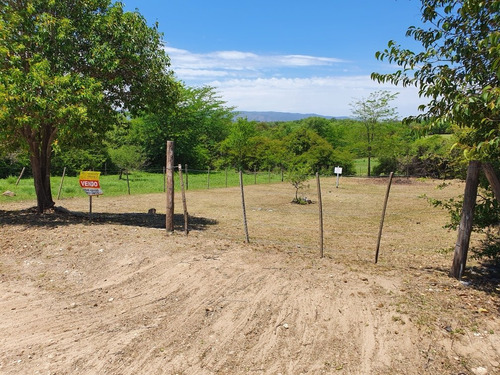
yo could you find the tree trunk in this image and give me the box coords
[482,162,500,204]
[24,122,57,213]
[30,146,55,213]
[450,160,481,279]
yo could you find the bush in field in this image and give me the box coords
[0,152,29,179]
[108,145,146,175]
[285,128,354,175]
[373,157,399,176]
[287,165,311,204]
[52,146,108,176]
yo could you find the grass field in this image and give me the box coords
[0,159,378,204]
[354,157,379,176]
[0,169,287,203]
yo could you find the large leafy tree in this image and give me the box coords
[219,118,258,170]
[128,85,234,170]
[0,0,178,212]
[372,0,499,278]
[285,127,354,175]
[350,90,399,176]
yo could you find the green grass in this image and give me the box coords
[353,158,379,176]
[0,169,285,203]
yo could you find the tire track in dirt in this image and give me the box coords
[1,203,498,375]
[1,232,410,374]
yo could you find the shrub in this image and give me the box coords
[373,156,398,176]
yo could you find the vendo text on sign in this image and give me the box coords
[79,180,101,188]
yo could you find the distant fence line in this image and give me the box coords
[0,165,392,181]
[0,164,411,200]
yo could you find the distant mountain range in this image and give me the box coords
[234,111,347,122]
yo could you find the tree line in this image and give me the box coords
[0,86,459,181]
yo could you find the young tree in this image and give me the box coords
[287,165,311,204]
[372,0,499,278]
[108,145,146,175]
[0,0,179,212]
[350,91,399,176]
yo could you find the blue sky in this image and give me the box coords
[123,0,427,117]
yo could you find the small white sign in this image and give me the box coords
[334,167,343,175]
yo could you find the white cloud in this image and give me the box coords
[165,46,426,118]
[211,76,424,117]
[165,46,345,77]
[279,55,344,66]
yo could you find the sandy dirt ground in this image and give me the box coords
[0,177,499,374]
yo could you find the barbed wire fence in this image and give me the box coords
[1,163,428,264]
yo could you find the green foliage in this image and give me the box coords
[350,91,399,176]
[218,118,258,169]
[406,135,462,178]
[108,145,145,172]
[287,165,311,202]
[429,189,500,261]
[0,151,29,179]
[0,0,179,211]
[373,0,500,267]
[474,232,500,262]
[373,157,398,176]
[284,127,354,175]
[247,136,288,171]
[52,147,108,177]
[372,0,499,160]
[350,91,399,124]
[130,85,234,169]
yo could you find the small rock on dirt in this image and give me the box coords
[472,367,488,375]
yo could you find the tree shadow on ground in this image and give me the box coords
[464,261,500,294]
[417,263,500,314]
[0,207,217,231]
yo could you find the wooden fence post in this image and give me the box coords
[450,161,480,279]
[178,164,188,235]
[239,170,250,243]
[375,172,394,263]
[166,141,174,233]
[185,164,188,191]
[316,172,324,258]
[15,167,25,186]
[126,171,130,195]
[57,167,66,200]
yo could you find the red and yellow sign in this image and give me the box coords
[79,171,103,196]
